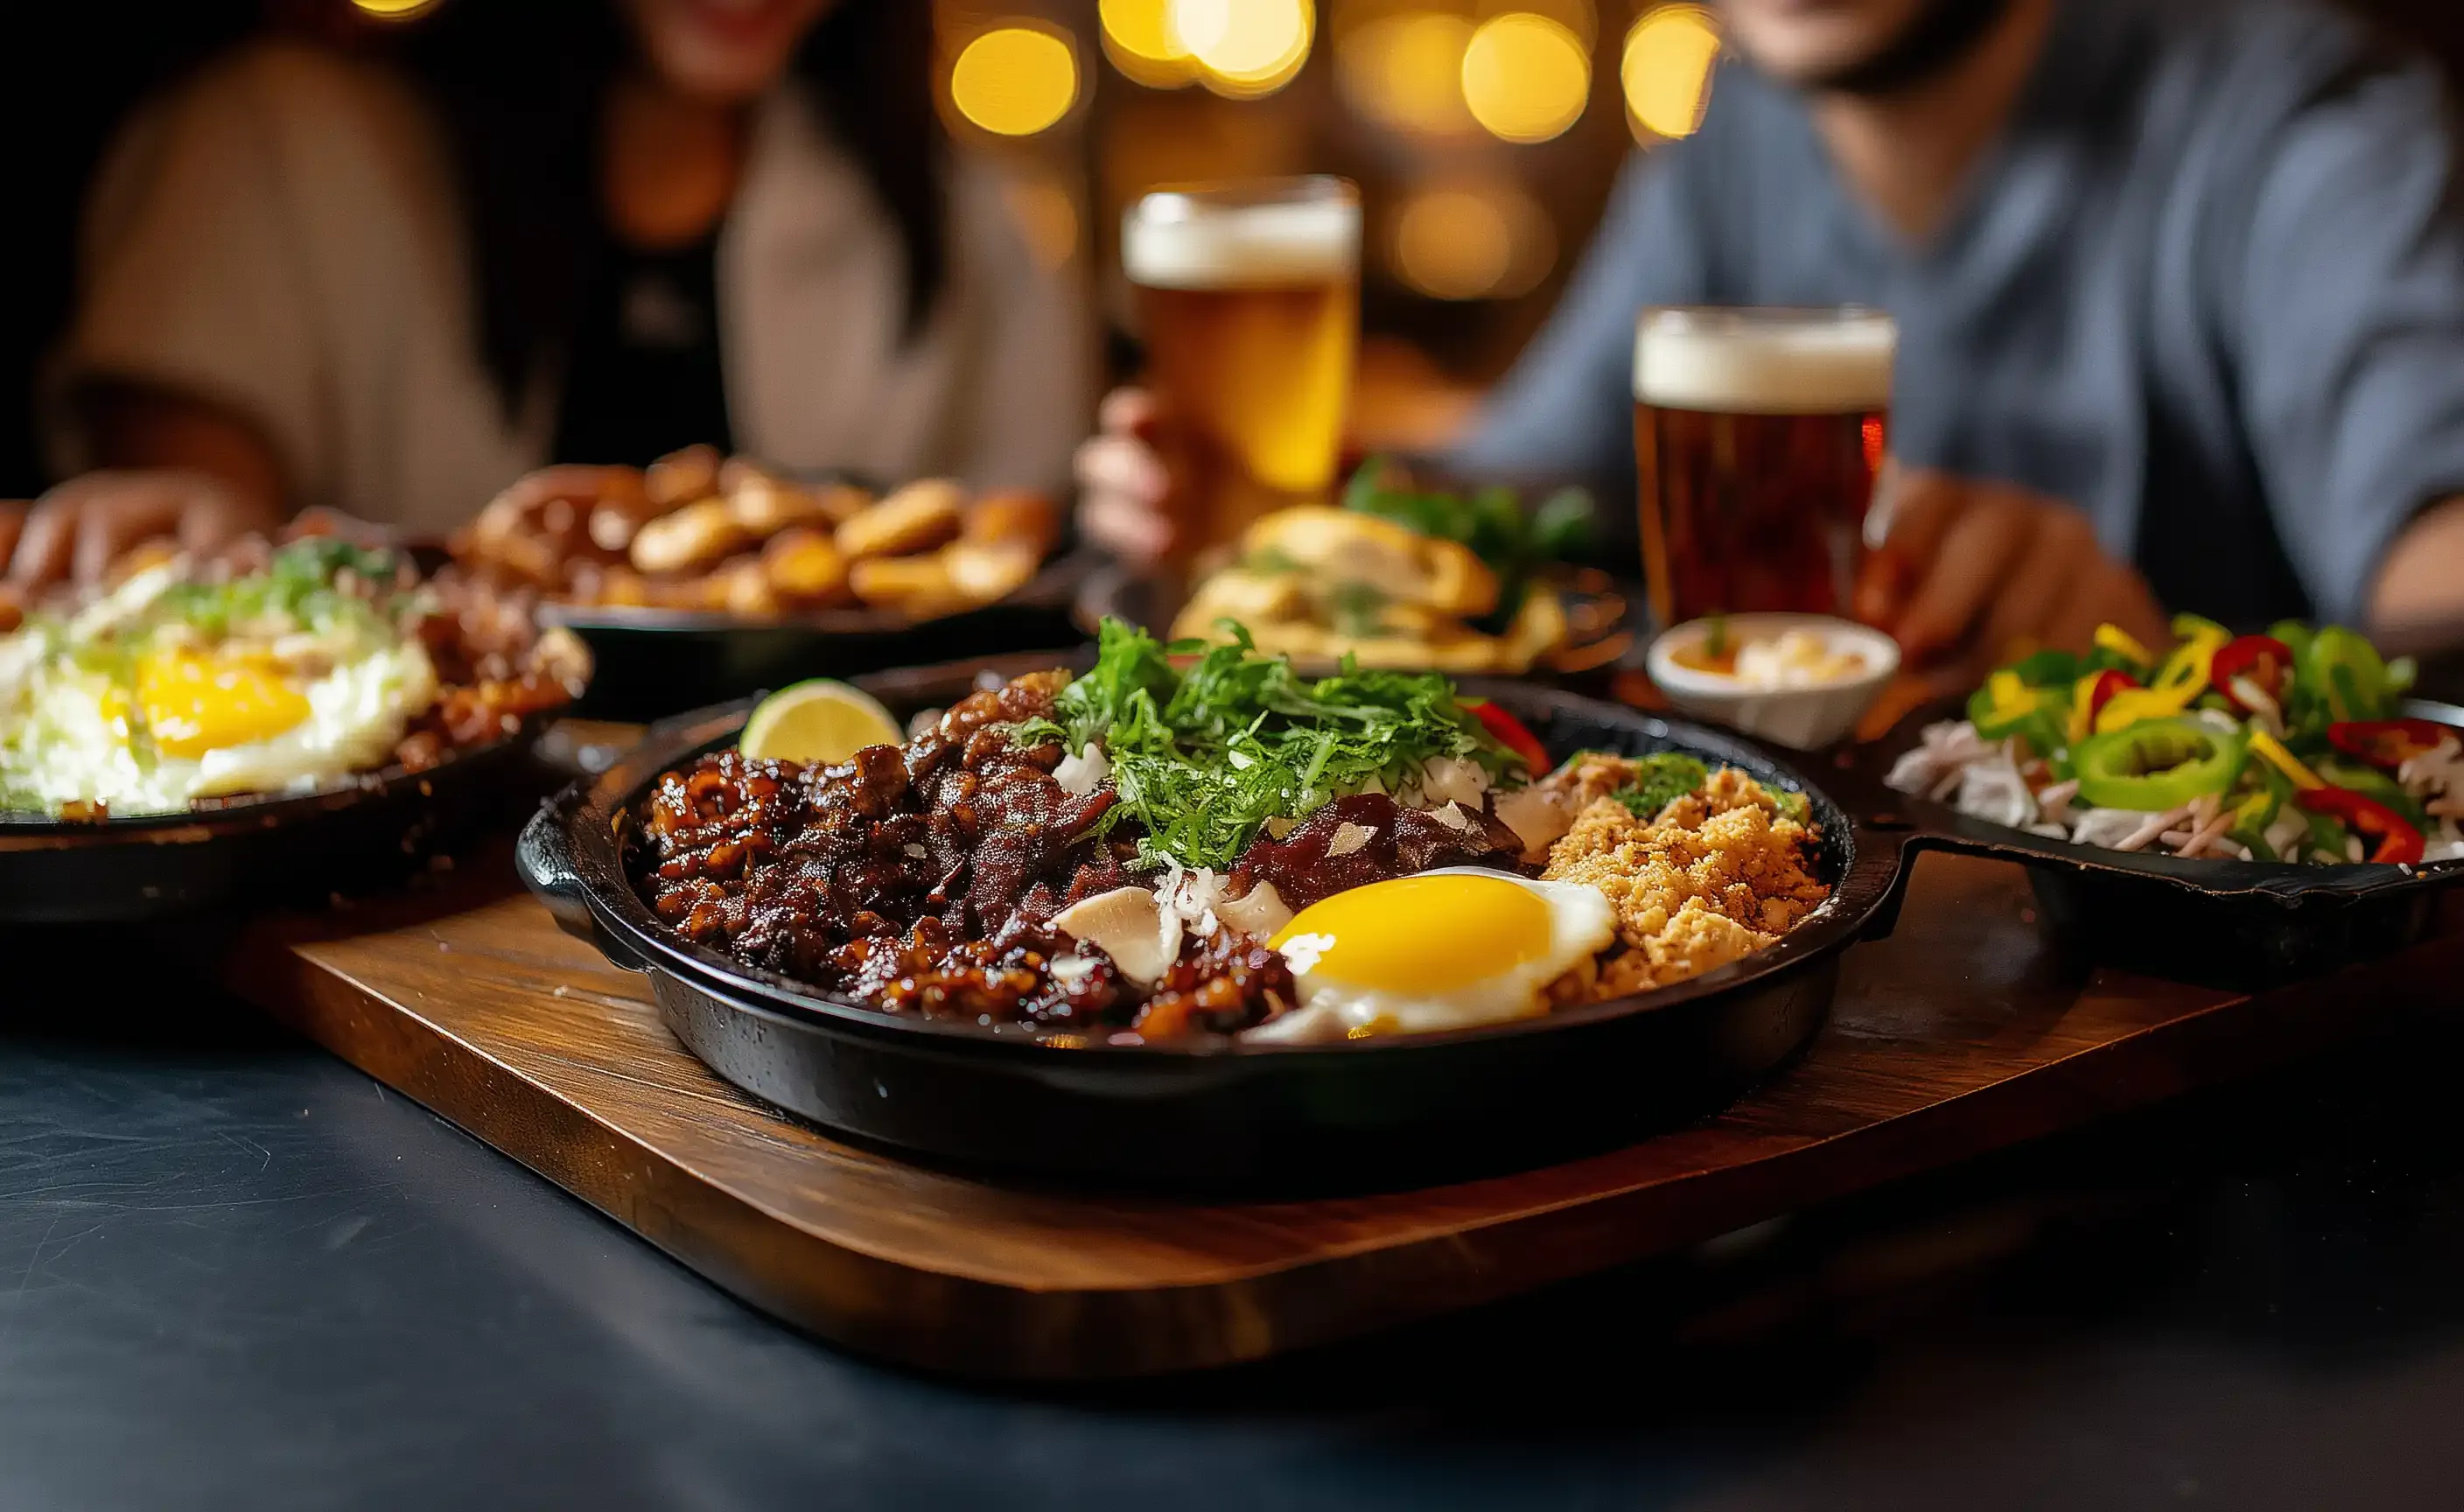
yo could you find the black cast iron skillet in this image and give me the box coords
[521,653,1921,1194]
[1833,699,2464,985]
[0,715,560,926]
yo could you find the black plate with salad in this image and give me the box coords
[1861,614,2464,982]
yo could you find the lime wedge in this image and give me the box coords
[738,680,903,764]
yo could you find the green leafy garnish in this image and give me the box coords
[1018,618,1516,870]
[1340,456,1596,634]
[152,539,403,644]
[1613,752,1710,820]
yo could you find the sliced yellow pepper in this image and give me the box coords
[2151,625,2229,700]
[1986,669,2030,719]
[2094,623,2155,666]
[2095,684,2198,734]
[2248,730,2325,790]
[2068,672,2104,744]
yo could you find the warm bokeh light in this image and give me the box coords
[1101,0,1201,88]
[349,0,437,16]
[1461,12,1590,144]
[1177,0,1315,98]
[950,24,1080,137]
[1623,5,1721,140]
[1335,10,1475,135]
[1389,181,1556,300]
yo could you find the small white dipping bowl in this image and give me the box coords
[1646,613,1900,750]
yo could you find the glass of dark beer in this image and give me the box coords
[1633,306,1895,626]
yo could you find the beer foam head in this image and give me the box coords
[1634,311,1895,414]
[1124,191,1361,290]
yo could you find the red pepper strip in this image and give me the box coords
[2294,786,2426,864]
[1464,699,1550,772]
[2083,668,2137,724]
[2208,634,2292,713]
[2326,718,2458,771]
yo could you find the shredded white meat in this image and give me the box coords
[1889,716,2464,868]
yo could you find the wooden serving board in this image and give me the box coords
[229,850,2464,1381]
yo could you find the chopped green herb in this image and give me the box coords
[1614,752,1710,819]
[1019,618,1516,871]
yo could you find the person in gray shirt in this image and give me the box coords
[1082,0,2464,682]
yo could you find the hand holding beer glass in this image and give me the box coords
[1633,306,1895,628]
[1122,178,1362,566]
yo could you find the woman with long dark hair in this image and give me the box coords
[8,0,1087,579]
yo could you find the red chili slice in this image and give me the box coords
[1463,699,1550,771]
[2326,718,2458,771]
[2294,786,2426,865]
[2082,668,2138,724]
[2209,634,2292,713]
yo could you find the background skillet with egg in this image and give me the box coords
[0,538,589,924]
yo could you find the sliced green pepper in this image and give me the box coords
[2227,788,2283,861]
[1967,680,2068,760]
[2301,626,2396,724]
[2005,648,2082,688]
[2072,718,2248,811]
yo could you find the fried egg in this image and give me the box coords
[5,640,436,815]
[1244,867,1616,1043]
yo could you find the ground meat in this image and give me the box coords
[631,670,1305,1039]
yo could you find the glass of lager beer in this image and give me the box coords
[1633,306,1896,626]
[1124,178,1362,561]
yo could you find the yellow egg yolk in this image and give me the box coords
[1270,873,1556,994]
[136,652,312,760]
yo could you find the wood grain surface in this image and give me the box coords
[229,850,2464,1380]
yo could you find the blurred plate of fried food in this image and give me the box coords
[1078,459,1632,679]
[452,445,1087,718]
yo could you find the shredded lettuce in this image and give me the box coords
[1018,618,1514,870]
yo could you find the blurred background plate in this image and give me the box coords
[554,549,1097,720]
[1074,559,1636,688]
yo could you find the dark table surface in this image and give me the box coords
[7,935,2464,1512]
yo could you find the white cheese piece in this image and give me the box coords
[1047,954,1101,987]
[1216,880,1294,942]
[1418,756,1489,809]
[1054,742,1110,798]
[1431,801,1476,832]
[1494,786,1572,856]
[1326,821,1376,858]
[1051,886,1181,985]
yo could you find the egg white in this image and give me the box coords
[0,640,437,816]
[1243,867,1617,1044]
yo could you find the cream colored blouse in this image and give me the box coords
[53,43,1091,531]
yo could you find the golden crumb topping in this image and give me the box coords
[1541,778,1829,995]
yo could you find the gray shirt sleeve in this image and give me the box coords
[1450,149,1708,495]
[2226,51,2464,626]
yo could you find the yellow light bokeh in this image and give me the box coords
[350,0,436,16]
[1336,11,1475,135]
[1176,0,1315,97]
[1389,181,1555,300]
[1101,0,1201,88]
[950,25,1080,137]
[1461,13,1590,144]
[1622,5,1721,140]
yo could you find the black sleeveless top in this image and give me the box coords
[550,234,736,467]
